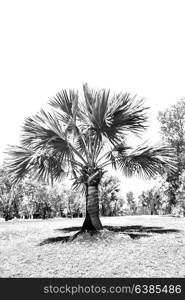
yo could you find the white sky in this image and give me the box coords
[0,0,185,197]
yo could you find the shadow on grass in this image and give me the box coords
[39,225,182,245]
[57,226,81,233]
[57,225,181,235]
[104,225,181,234]
[39,236,70,245]
[104,226,181,239]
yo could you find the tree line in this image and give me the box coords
[0,170,126,220]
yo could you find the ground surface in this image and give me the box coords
[0,215,185,277]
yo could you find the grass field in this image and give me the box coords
[0,215,185,277]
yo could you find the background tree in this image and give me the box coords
[0,165,86,220]
[126,191,137,214]
[0,167,11,219]
[0,167,22,220]
[158,99,185,212]
[99,175,124,216]
[58,186,85,218]
[6,84,176,233]
[46,185,65,217]
[174,171,185,216]
[138,188,162,215]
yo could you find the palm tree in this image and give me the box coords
[6,84,176,232]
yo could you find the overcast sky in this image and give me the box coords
[0,0,185,196]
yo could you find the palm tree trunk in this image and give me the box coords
[82,184,103,231]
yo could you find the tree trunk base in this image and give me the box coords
[59,211,103,243]
[69,212,103,240]
[69,227,100,242]
[66,219,103,243]
[81,212,103,232]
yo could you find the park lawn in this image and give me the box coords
[0,215,185,277]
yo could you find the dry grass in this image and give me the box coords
[0,215,185,277]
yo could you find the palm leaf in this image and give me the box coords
[82,84,110,137]
[20,109,88,165]
[6,110,86,184]
[106,94,148,141]
[83,84,148,143]
[5,146,67,184]
[108,143,177,180]
[49,91,90,161]
[21,110,68,150]
[49,89,78,121]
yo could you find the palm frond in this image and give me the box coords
[106,94,148,141]
[83,84,148,143]
[5,146,67,184]
[4,146,32,183]
[82,84,110,137]
[6,109,87,184]
[49,91,90,161]
[49,89,79,122]
[21,110,67,149]
[49,89,86,130]
[109,143,177,180]
[20,109,88,165]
